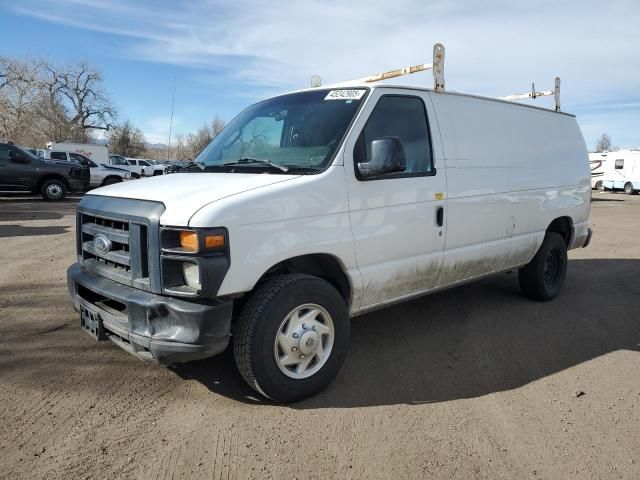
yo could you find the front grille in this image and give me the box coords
[80,212,151,290]
[76,196,165,293]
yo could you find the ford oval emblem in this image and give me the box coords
[93,234,112,255]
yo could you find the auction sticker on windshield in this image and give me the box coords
[324,89,366,100]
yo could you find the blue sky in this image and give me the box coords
[1,0,638,149]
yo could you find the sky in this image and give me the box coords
[0,0,638,149]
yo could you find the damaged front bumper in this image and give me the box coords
[67,263,233,364]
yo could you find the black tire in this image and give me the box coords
[624,182,636,195]
[103,177,122,186]
[594,180,603,190]
[40,178,67,201]
[234,274,350,403]
[518,232,568,301]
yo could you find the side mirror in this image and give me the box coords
[357,137,406,179]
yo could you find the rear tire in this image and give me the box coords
[40,179,67,201]
[233,274,350,403]
[624,182,636,195]
[519,232,567,301]
[594,180,603,190]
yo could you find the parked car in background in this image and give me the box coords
[0,143,89,200]
[39,150,134,188]
[600,150,640,195]
[126,158,167,176]
[107,154,147,177]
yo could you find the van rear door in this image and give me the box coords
[343,88,447,310]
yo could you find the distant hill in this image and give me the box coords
[146,143,168,150]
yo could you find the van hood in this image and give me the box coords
[86,172,300,225]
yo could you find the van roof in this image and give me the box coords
[281,83,576,118]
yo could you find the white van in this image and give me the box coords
[47,142,109,165]
[588,152,609,189]
[67,50,591,402]
[600,150,640,195]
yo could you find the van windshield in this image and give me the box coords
[195,89,367,173]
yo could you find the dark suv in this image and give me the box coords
[0,143,90,200]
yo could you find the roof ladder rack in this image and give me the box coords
[313,43,446,91]
[498,77,561,111]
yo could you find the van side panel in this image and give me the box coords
[428,92,590,285]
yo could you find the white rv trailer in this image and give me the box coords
[588,152,609,189]
[600,150,640,195]
[67,44,591,402]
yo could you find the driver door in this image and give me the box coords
[0,145,32,190]
[343,89,447,311]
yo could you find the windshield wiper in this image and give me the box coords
[223,157,289,172]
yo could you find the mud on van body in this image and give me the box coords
[67,81,591,402]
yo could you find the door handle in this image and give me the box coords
[436,206,444,227]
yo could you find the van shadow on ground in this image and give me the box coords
[0,197,79,222]
[174,258,640,409]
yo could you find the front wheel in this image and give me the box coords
[103,177,122,186]
[518,232,568,301]
[234,274,350,403]
[624,182,636,195]
[40,179,67,201]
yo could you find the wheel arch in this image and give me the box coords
[546,216,573,247]
[101,175,123,186]
[36,174,70,192]
[253,253,353,307]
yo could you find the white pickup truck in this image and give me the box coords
[67,48,591,402]
[40,150,132,188]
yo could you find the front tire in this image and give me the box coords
[103,177,122,186]
[519,232,568,301]
[40,179,67,201]
[624,182,636,195]
[234,274,350,403]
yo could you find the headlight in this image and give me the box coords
[182,262,201,290]
[160,227,229,298]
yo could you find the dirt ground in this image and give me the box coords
[0,191,638,480]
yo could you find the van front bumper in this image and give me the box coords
[67,263,233,364]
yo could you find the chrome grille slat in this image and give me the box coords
[81,223,129,245]
[82,241,131,266]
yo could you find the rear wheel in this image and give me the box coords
[40,179,67,201]
[624,182,636,195]
[594,180,603,190]
[519,232,568,301]
[234,274,350,403]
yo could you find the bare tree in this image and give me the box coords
[41,61,117,142]
[594,133,612,153]
[108,120,146,157]
[0,57,40,144]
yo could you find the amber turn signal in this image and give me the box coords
[179,231,199,252]
[204,234,225,249]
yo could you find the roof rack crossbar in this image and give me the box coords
[311,44,562,112]
[326,43,446,91]
[498,77,561,111]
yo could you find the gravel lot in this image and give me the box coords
[0,191,639,479]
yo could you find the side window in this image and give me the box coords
[110,156,127,166]
[127,160,136,165]
[354,95,433,179]
[51,152,67,161]
[615,159,624,169]
[139,160,150,166]
[70,153,96,167]
[0,145,10,162]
